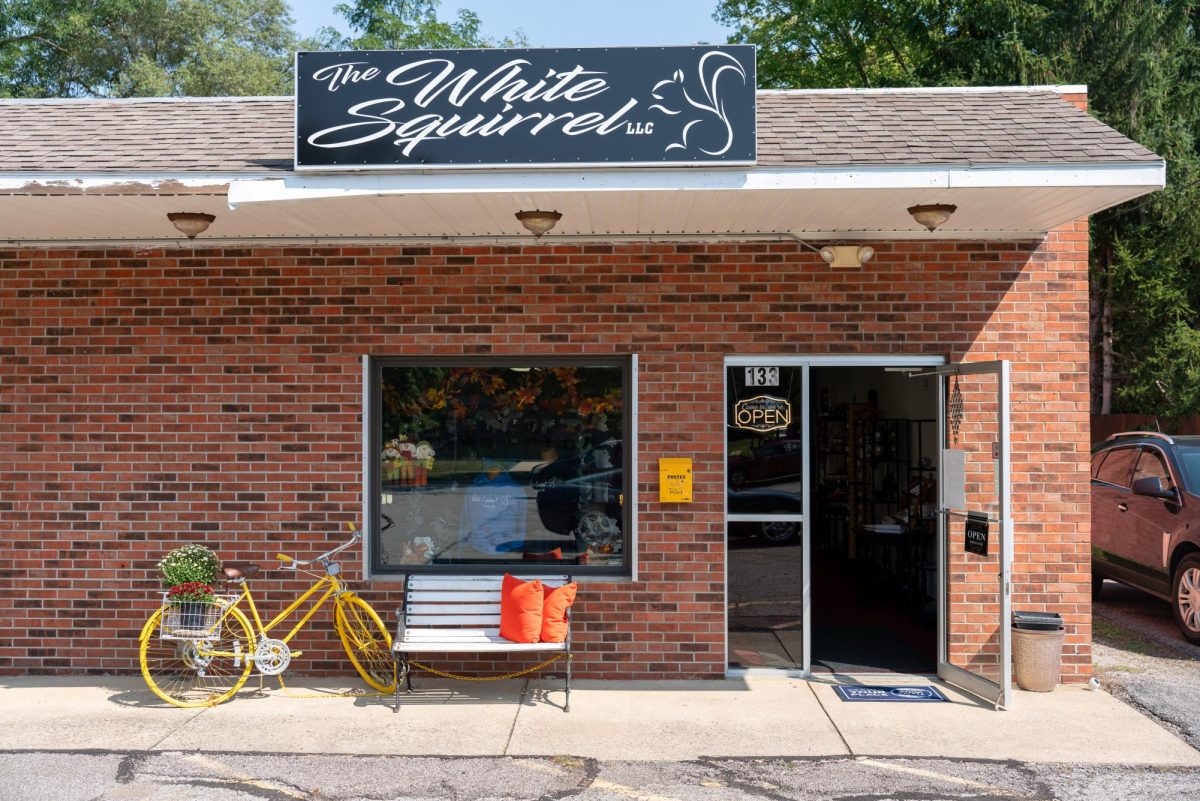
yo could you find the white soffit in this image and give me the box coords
[0,162,1164,244]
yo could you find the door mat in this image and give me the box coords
[833,685,949,702]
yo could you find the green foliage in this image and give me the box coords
[314,0,526,50]
[719,0,1200,416]
[157,544,221,587]
[0,0,297,97]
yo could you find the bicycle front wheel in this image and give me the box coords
[335,594,396,693]
[139,602,254,708]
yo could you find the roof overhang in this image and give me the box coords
[0,161,1165,245]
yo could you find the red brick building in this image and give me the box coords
[0,79,1163,708]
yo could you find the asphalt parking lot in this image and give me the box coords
[1093,579,1200,751]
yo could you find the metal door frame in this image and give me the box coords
[920,360,1012,709]
[723,354,945,677]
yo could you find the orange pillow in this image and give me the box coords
[499,574,543,643]
[540,581,578,643]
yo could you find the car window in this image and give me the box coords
[1133,448,1174,492]
[1091,451,1107,479]
[1174,445,1200,492]
[1095,447,1137,487]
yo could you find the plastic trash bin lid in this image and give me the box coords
[1012,610,1064,630]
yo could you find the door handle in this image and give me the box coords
[1117,503,1128,512]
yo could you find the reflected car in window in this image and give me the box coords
[1092,432,1200,643]
[728,438,804,490]
[728,488,803,545]
[530,440,624,559]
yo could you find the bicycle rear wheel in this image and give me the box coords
[139,603,254,707]
[335,594,396,693]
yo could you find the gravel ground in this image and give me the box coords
[1092,579,1200,751]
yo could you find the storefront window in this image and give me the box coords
[368,358,630,575]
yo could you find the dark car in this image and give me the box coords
[530,440,623,544]
[727,438,804,490]
[1091,432,1200,643]
[728,488,803,545]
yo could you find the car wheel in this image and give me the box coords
[729,469,746,490]
[1171,554,1200,645]
[759,520,797,544]
[1091,569,1104,600]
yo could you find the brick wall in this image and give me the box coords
[0,228,1092,681]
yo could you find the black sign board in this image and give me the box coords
[295,47,757,170]
[965,512,990,557]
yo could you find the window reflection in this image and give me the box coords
[374,362,627,571]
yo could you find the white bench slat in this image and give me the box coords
[408,590,502,603]
[406,613,501,626]
[401,628,510,639]
[396,628,566,653]
[406,575,569,590]
[405,603,502,616]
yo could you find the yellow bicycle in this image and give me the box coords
[138,525,396,707]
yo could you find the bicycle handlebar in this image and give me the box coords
[276,525,362,569]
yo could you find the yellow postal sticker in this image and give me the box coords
[659,458,693,503]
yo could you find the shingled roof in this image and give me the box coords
[0,88,1158,173]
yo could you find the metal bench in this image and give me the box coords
[392,574,572,711]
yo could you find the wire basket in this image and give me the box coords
[158,595,233,641]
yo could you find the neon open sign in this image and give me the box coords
[733,396,791,432]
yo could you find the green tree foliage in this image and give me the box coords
[718,0,1200,417]
[0,0,297,97]
[313,0,526,50]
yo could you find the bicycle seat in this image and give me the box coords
[221,563,260,580]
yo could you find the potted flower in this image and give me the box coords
[157,543,221,587]
[164,581,217,631]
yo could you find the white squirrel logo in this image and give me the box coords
[649,50,747,156]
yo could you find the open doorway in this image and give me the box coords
[809,366,938,674]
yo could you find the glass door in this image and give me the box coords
[725,362,808,672]
[932,361,1012,709]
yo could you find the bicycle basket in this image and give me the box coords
[159,595,234,641]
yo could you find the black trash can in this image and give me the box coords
[1012,611,1065,692]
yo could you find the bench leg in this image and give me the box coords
[564,651,571,713]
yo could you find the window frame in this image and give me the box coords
[365,354,635,578]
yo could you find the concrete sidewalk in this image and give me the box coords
[3,675,1198,764]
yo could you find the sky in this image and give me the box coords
[287,1,733,47]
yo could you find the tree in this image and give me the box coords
[0,0,297,97]
[313,0,526,50]
[717,0,1200,417]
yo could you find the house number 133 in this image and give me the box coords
[744,367,779,386]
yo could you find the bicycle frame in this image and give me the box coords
[199,528,365,660]
[228,570,348,646]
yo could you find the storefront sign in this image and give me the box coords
[733,396,791,433]
[965,511,990,556]
[295,46,756,169]
[659,458,693,503]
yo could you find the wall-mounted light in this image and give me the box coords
[515,209,562,237]
[167,212,216,239]
[819,245,875,269]
[906,204,956,232]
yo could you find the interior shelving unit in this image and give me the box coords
[814,405,937,614]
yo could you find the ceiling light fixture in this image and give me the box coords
[906,204,957,232]
[819,245,875,269]
[167,212,216,239]
[515,209,562,238]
